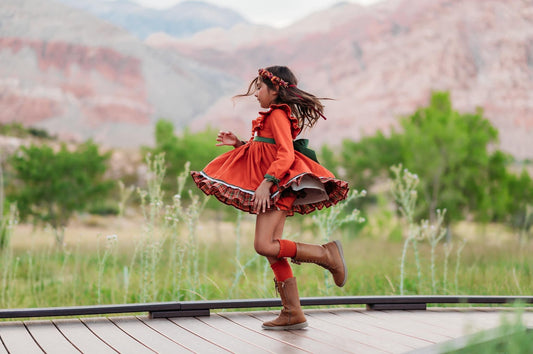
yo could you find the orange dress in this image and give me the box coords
[190,104,349,216]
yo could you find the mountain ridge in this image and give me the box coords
[1,0,532,160]
[54,0,248,39]
[152,0,533,159]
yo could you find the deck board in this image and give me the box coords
[211,313,305,353]
[359,310,453,342]
[259,310,385,353]
[219,311,315,352]
[313,309,432,349]
[0,321,43,354]
[24,320,80,354]
[138,317,228,353]
[0,339,7,354]
[305,310,406,353]
[169,315,270,353]
[53,318,116,354]
[81,317,152,353]
[110,316,192,353]
[249,310,362,353]
[0,307,532,353]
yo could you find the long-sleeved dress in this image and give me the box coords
[190,104,349,216]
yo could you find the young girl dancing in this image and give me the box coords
[191,66,349,330]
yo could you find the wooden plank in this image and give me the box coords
[400,309,513,337]
[417,309,503,335]
[340,309,438,348]
[376,310,460,338]
[139,317,228,353]
[0,338,8,354]
[360,310,452,342]
[210,313,305,353]
[169,315,270,353]
[192,314,273,353]
[54,318,117,354]
[305,309,411,353]
[225,310,346,353]
[111,316,191,353]
[309,309,430,350]
[0,321,43,354]
[24,320,80,354]
[82,317,153,353]
[218,311,316,352]
[254,310,389,353]
[216,312,308,353]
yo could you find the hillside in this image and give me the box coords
[0,0,240,147]
[54,0,248,39]
[1,0,532,159]
[149,0,533,159]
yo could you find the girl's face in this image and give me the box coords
[255,78,278,109]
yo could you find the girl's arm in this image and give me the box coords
[263,110,295,183]
[216,131,246,148]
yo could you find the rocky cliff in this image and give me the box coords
[1,0,532,159]
[0,0,240,147]
[150,0,533,159]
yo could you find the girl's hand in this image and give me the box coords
[252,179,274,213]
[216,131,242,147]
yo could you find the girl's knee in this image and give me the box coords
[254,240,277,257]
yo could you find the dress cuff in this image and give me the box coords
[264,174,280,185]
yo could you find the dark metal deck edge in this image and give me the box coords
[1,295,531,319]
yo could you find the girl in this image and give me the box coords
[191,66,349,330]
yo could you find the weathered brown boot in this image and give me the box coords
[262,277,308,330]
[292,240,347,287]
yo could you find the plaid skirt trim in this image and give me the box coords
[191,170,349,216]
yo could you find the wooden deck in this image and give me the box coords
[1,307,532,353]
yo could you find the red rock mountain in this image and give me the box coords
[149,0,533,160]
[0,0,239,147]
[1,0,532,160]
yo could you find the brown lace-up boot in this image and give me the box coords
[292,240,347,287]
[262,277,308,330]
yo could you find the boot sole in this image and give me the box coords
[262,321,308,330]
[333,240,347,287]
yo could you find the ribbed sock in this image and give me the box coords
[270,258,293,282]
[277,239,297,258]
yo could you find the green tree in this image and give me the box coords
[398,93,500,222]
[149,120,231,199]
[8,141,114,244]
[340,131,402,191]
[340,91,533,225]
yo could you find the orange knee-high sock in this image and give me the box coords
[270,258,293,282]
[277,239,297,258]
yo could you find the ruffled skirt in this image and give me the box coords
[191,148,349,216]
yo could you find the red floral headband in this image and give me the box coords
[258,68,327,120]
[258,68,290,88]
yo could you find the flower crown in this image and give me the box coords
[258,68,290,88]
[258,68,328,120]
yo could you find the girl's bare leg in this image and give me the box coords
[254,210,288,264]
[256,210,308,330]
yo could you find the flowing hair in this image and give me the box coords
[234,66,330,131]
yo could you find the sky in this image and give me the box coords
[130,0,384,27]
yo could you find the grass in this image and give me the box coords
[1,159,532,310]
[0,211,532,309]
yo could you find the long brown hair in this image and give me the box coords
[234,66,329,130]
